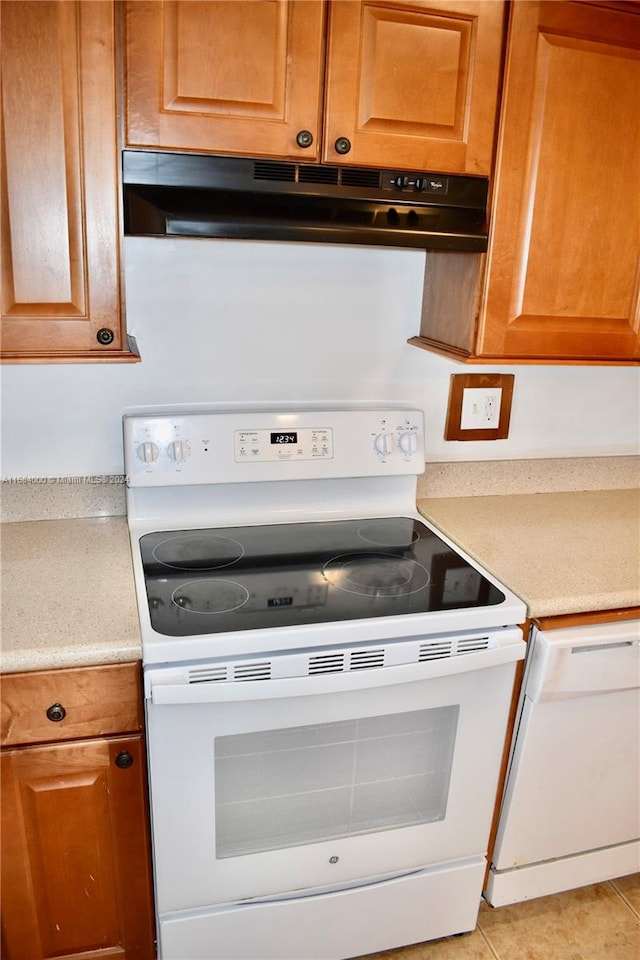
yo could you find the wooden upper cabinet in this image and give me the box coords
[1,1,133,363]
[124,0,326,160]
[323,0,504,174]
[123,0,504,174]
[477,0,640,361]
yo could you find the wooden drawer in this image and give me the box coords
[1,662,143,747]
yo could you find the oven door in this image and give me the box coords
[145,638,522,915]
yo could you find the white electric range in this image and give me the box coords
[124,403,526,960]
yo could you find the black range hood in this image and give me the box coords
[123,150,489,252]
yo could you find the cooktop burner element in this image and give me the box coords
[357,517,420,547]
[139,517,504,637]
[152,532,245,570]
[171,579,251,614]
[322,553,429,597]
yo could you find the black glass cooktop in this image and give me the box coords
[139,517,504,637]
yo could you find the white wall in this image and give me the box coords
[1,238,638,478]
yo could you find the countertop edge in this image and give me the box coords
[0,641,142,676]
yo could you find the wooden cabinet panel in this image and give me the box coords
[2,2,85,318]
[1,663,143,748]
[477,0,640,360]
[124,0,326,160]
[323,0,504,174]
[1,1,133,362]
[123,0,504,174]
[1,735,155,960]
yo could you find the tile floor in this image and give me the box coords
[358,874,640,960]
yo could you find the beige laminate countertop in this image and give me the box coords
[418,488,640,619]
[1,517,141,674]
[2,489,638,674]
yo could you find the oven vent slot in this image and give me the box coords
[188,665,228,683]
[350,649,386,670]
[308,652,346,675]
[456,636,490,654]
[233,661,272,681]
[419,641,454,661]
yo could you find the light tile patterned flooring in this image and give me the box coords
[358,875,640,960]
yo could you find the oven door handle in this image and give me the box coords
[148,643,525,704]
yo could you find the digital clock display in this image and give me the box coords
[268,597,294,607]
[270,432,298,445]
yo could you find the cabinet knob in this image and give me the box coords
[46,703,66,722]
[334,137,351,155]
[96,327,115,345]
[296,129,314,148]
[115,750,134,769]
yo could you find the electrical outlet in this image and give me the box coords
[460,388,502,430]
[443,374,514,441]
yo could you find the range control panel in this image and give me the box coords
[234,427,334,462]
[124,407,424,487]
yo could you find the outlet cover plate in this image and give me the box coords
[445,374,514,441]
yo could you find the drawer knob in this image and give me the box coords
[46,703,66,722]
[334,136,351,155]
[115,750,134,769]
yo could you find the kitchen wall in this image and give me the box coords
[1,238,638,478]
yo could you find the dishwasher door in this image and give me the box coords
[486,619,640,905]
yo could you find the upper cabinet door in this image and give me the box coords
[1,1,130,362]
[478,0,640,361]
[322,0,504,174]
[124,0,326,161]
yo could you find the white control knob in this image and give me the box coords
[399,431,418,455]
[167,440,188,463]
[136,441,160,463]
[374,433,394,456]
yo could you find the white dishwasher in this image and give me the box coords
[485,618,640,906]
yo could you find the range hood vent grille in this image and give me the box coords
[254,160,297,182]
[340,167,381,188]
[254,160,381,189]
[298,164,340,184]
[123,150,489,252]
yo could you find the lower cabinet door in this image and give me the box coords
[0,734,155,960]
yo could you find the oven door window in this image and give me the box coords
[214,706,458,859]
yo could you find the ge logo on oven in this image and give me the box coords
[329,856,339,864]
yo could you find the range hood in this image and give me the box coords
[123,150,489,252]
